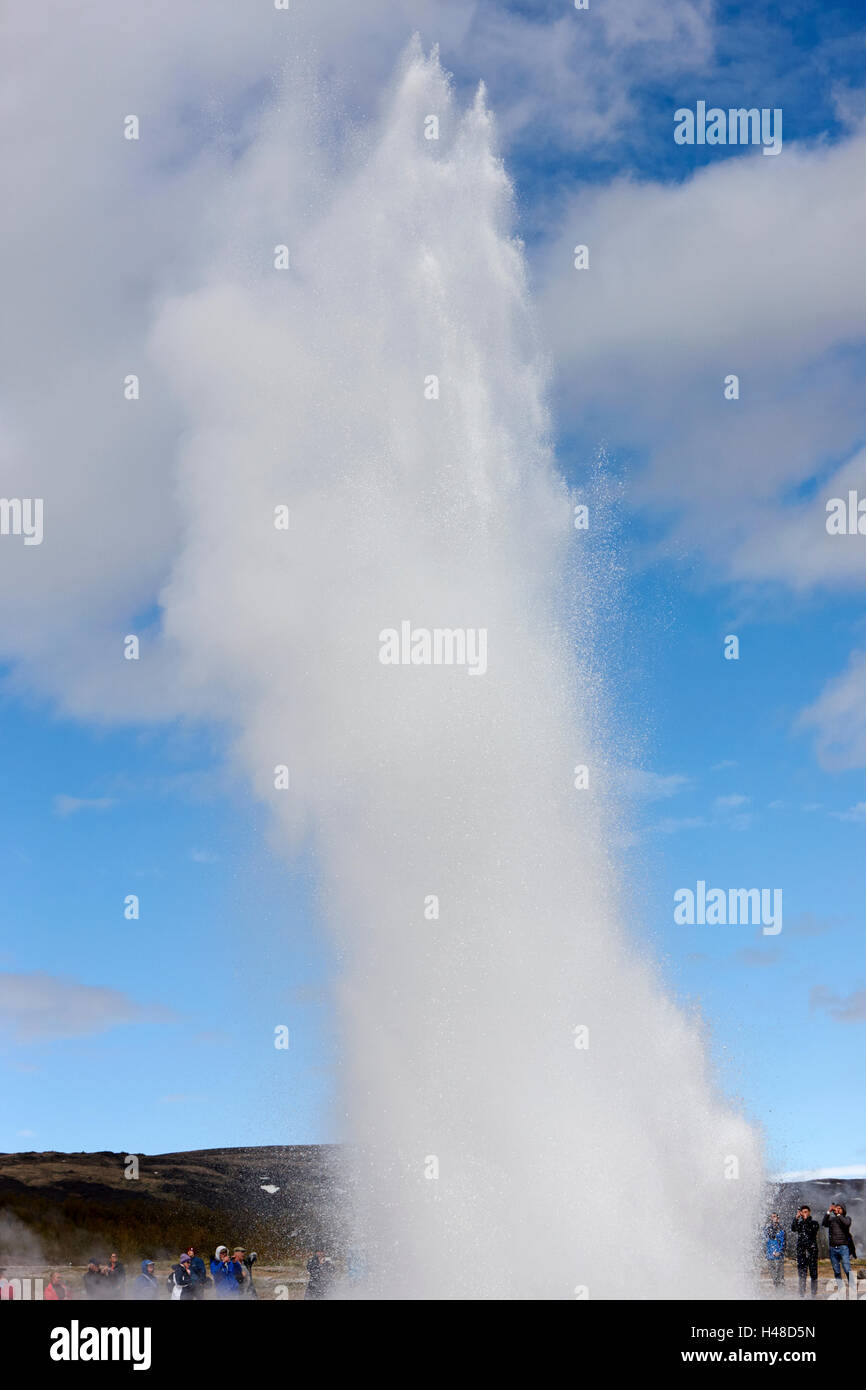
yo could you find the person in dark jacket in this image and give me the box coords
[131,1259,159,1301]
[304,1250,336,1300]
[791,1206,820,1299]
[230,1248,251,1297]
[105,1252,126,1300]
[184,1247,207,1299]
[763,1213,786,1288]
[168,1254,195,1300]
[83,1259,108,1300]
[241,1251,258,1299]
[822,1203,853,1294]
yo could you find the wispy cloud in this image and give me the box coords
[788,912,838,939]
[621,769,690,801]
[650,815,707,835]
[192,1028,231,1047]
[830,801,866,823]
[810,986,866,1023]
[799,651,866,772]
[773,1166,866,1182]
[735,947,781,968]
[53,795,116,818]
[0,972,173,1042]
[290,983,328,1007]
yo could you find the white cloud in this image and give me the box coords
[735,947,780,968]
[0,1,479,719]
[0,0,717,726]
[619,768,691,800]
[810,986,866,1023]
[714,794,750,809]
[772,1166,866,1182]
[599,0,712,52]
[536,134,866,589]
[1,1,860,798]
[650,815,707,834]
[788,912,837,938]
[0,972,172,1042]
[538,128,866,401]
[53,795,116,817]
[730,447,866,592]
[799,655,866,771]
[449,0,713,155]
[832,801,866,821]
[533,125,866,772]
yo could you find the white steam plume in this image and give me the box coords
[152,42,762,1299]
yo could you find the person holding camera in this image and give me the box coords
[822,1202,853,1295]
[83,1259,109,1300]
[791,1205,820,1298]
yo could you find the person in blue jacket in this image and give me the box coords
[210,1245,241,1298]
[764,1212,787,1288]
[131,1259,159,1301]
[184,1246,208,1299]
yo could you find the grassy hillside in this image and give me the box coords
[0,1146,348,1264]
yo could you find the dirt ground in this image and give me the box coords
[4,1259,863,1300]
[1,1262,316,1300]
[758,1258,865,1300]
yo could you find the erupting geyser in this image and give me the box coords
[154,41,763,1298]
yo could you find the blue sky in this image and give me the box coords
[0,700,336,1150]
[609,567,866,1175]
[2,0,864,1172]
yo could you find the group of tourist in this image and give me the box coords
[78,1245,259,1300]
[1,1242,336,1301]
[763,1203,858,1297]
